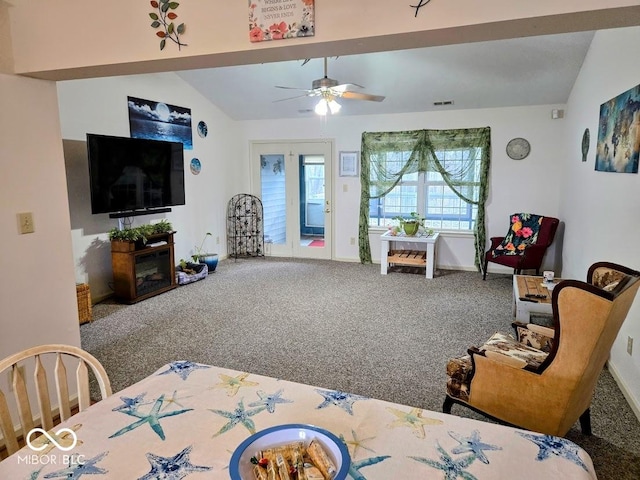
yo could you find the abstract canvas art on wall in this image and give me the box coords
[595,83,640,173]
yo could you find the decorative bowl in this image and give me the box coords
[229,424,350,480]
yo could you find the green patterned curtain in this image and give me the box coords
[358,127,491,271]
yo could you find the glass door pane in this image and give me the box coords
[299,155,325,248]
[260,154,287,248]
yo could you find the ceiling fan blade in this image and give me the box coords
[331,83,365,93]
[273,93,313,103]
[275,85,313,92]
[340,91,386,102]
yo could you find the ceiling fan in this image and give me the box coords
[275,57,385,115]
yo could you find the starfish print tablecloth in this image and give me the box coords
[0,361,597,479]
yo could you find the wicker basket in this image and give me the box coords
[76,283,92,324]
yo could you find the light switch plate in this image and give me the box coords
[18,212,35,234]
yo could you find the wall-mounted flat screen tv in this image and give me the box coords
[87,133,185,215]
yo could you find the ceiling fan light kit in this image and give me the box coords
[275,57,385,116]
[315,97,341,115]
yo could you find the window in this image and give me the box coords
[358,127,490,267]
[368,146,482,231]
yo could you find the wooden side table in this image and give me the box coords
[513,275,559,322]
[380,231,440,279]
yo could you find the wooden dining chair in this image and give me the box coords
[0,344,112,457]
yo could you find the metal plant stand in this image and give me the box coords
[226,194,265,260]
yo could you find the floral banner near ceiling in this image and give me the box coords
[249,0,314,42]
[595,83,640,173]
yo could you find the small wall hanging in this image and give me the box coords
[249,0,314,42]
[506,138,530,160]
[197,121,208,138]
[149,0,187,50]
[190,158,201,175]
[581,128,590,162]
[339,151,359,177]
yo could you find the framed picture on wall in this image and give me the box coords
[339,151,359,177]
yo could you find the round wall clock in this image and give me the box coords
[190,158,201,175]
[506,137,531,160]
[197,121,208,138]
[581,128,590,162]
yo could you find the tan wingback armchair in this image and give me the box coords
[444,261,640,437]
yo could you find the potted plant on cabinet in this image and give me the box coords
[108,220,174,251]
[192,232,218,272]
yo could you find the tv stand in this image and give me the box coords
[111,232,177,303]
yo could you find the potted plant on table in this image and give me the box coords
[192,232,218,272]
[392,212,428,236]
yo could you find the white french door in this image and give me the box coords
[251,140,333,259]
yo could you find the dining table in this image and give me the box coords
[0,361,597,479]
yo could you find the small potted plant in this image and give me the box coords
[392,212,425,236]
[108,220,174,250]
[192,232,218,272]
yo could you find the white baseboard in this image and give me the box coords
[606,361,640,422]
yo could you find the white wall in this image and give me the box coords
[561,26,640,416]
[240,104,567,270]
[9,0,635,79]
[56,70,567,299]
[0,73,80,362]
[57,73,242,301]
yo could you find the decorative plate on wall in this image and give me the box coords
[581,128,590,162]
[190,158,202,175]
[197,121,208,138]
[506,137,531,160]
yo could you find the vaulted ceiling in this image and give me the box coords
[177,31,595,121]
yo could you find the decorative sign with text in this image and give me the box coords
[249,0,315,42]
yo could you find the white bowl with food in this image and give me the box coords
[229,424,350,480]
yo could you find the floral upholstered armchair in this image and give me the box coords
[483,213,559,280]
[444,261,640,437]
